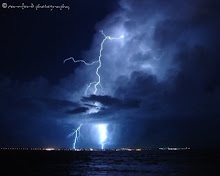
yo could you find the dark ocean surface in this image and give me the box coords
[0,150,219,176]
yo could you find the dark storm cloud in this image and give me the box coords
[66,107,89,115]
[82,95,119,106]
[83,103,97,108]
[0,77,79,115]
[82,95,140,109]
[40,98,78,110]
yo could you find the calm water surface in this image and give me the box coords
[0,150,219,176]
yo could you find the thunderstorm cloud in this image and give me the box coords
[0,0,219,148]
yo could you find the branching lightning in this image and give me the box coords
[67,124,82,149]
[64,30,124,95]
[65,30,123,149]
[63,57,99,66]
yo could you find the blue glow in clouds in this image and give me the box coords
[96,124,108,149]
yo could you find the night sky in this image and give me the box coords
[0,0,220,149]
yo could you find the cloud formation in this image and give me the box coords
[0,0,219,148]
[76,0,220,147]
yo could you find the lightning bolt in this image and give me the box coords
[64,30,124,95]
[97,124,107,149]
[63,57,99,66]
[67,124,82,149]
[65,30,123,149]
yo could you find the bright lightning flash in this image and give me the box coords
[96,124,108,149]
[64,30,124,95]
[67,124,82,149]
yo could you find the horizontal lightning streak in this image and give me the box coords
[63,57,98,65]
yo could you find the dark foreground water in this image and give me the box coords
[0,150,219,176]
